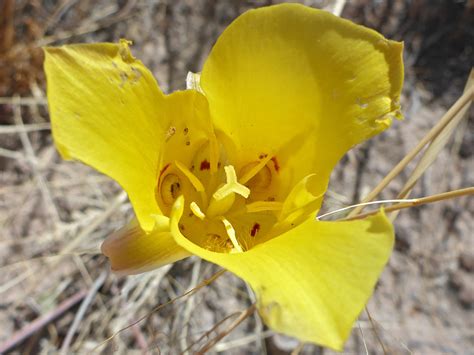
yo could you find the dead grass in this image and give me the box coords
[0,0,473,354]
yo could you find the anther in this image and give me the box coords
[220,217,243,253]
[160,174,181,205]
[190,201,206,220]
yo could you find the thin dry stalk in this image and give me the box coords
[196,304,257,354]
[214,330,274,352]
[179,258,202,353]
[13,96,61,226]
[349,85,474,216]
[389,69,473,220]
[181,310,242,354]
[60,270,108,354]
[365,307,387,355]
[95,269,226,352]
[290,342,306,355]
[345,187,473,220]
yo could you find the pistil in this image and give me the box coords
[206,165,250,218]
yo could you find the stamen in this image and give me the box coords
[213,165,250,200]
[220,217,243,253]
[160,174,181,205]
[175,160,208,206]
[175,161,205,192]
[190,201,206,220]
[246,201,283,213]
[239,154,273,184]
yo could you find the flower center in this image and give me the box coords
[156,142,283,253]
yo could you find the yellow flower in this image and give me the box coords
[43,4,403,350]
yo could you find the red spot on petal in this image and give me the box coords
[159,163,170,178]
[200,160,210,171]
[271,156,280,172]
[250,223,260,237]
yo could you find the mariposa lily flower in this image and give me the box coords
[44,3,403,350]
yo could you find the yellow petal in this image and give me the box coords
[101,218,190,275]
[201,4,403,199]
[44,41,214,231]
[170,196,394,350]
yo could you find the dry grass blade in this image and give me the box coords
[60,270,108,354]
[179,258,202,353]
[0,96,48,106]
[0,122,50,134]
[389,69,474,220]
[349,84,474,217]
[94,269,226,352]
[214,330,274,352]
[290,342,306,355]
[365,307,387,355]
[345,187,473,220]
[181,310,242,354]
[196,304,257,354]
[13,96,61,226]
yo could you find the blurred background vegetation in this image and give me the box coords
[0,0,472,354]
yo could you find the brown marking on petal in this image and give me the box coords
[130,66,142,84]
[159,163,171,178]
[185,140,190,146]
[250,223,260,237]
[179,223,185,231]
[259,153,268,159]
[165,126,176,142]
[200,160,210,171]
[271,156,280,172]
[183,127,189,135]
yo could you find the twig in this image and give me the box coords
[0,290,88,353]
[345,187,474,220]
[196,304,257,354]
[60,270,108,354]
[349,86,474,216]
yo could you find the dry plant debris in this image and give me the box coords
[0,0,473,354]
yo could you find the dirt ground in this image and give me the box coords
[0,0,473,354]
